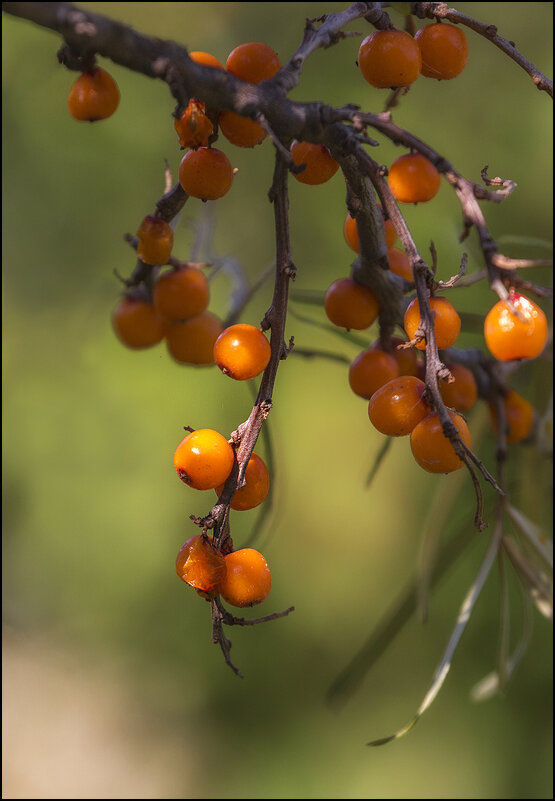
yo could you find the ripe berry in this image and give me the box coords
[67,67,120,121]
[216,452,270,510]
[174,428,235,490]
[388,153,441,204]
[179,147,233,200]
[371,337,421,377]
[410,411,472,473]
[112,296,167,349]
[324,278,379,330]
[213,323,271,381]
[153,265,209,322]
[174,99,214,149]
[440,363,478,412]
[387,248,413,282]
[220,548,272,607]
[176,534,226,593]
[136,215,174,265]
[404,296,461,351]
[226,42,281,84]
[358,30,422,89]
[368,376,429,436]
[344,210,397,253]
[189,51,224,70]
[291,141,339,185]
[484,292,548,361]
[349,349,400,400]
[414,23,469,80]
[166,311,223,365]
[489,389,535,444]
[219,110,266,148]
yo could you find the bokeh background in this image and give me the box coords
[2,3,553,798]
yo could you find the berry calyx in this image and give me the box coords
[489,389,535,444]
[166,311,223,365]
[414,23,469,80]
[218,110,267,148]
[349,349,400,400]
[440,363,478,412]
[404,296,461,351]
[136,215,174,265]
[484,292,548,361]
[112,296,167,350]
[291,141,339,185]
[176,534,226,593]
[213,323,271,381]
[368,376,429,436]
[388,153,441,204]
[179,147,233,200]
[67,67,120,121]
[410,411,472,473]
[153,265,209,322]
[174,99,214,149]
[324,278,379,331]
[220,548,272,607]
[174,428,235,490]
[226,42,281,84]
[358,30,422,89]
[216,453,270,511]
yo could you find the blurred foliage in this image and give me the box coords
[2,3,553,799]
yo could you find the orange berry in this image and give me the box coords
[404,296,461,351]
[489,389,535,444]
[344,211,397,253]
[371,337,421,377]
[291,141,339,185]
[389,153,441,204]
[153,265,209,322]
[215,452,270,511]
[218,110,266,148]
[358,30,422,88]
[440,364,478,412]
[325,278,379,330]
[368,376,429,436]
[189,51,224,70]
[410,411,472,473]
[220,548,272,607]
[179,147,233,200]
[176,534,226,593]
[387,248,413,282]
[136,215,174,265]
[112,296,167,350]
[213,323,271,381]
[67,67,120,121]
[166,311,223,365]
[174,99,214,149]
[484,292,548,361]
[415,23,469,80]
[174,428,234,490]
[226,42,280,84]
[349,349,400,399]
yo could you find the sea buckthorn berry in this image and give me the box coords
[176,535,226,593]
[136,215,174,265]
[414,23,469,80]
[291,141,339,185]
[174,99,214,149]
[387,248,413,282]
[484,292,548,361]
[325,278,379,331]
[489,389,535,444]
[153,266,209,322]
[358,30,422,89]
[368,376,429,436]
[213,323,271,381]
[174,428,234,491]
[219,110,266,148]
[388,153,441,204]
[410,411,472,473]
[220,548,272,607]
[216,453,270,511]
[344,211,397,253]
[166,311,223,365]
[440,363,478,412]
[112,297,167,350]
[372,337,420,377]
[67,67,120,121]
[189,51,224,70]
[179,147,233,200]
[226,42,281,84]
[349,349,400,400]
[404,296,461,351]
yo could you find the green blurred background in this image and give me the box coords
[2,3,553,798]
